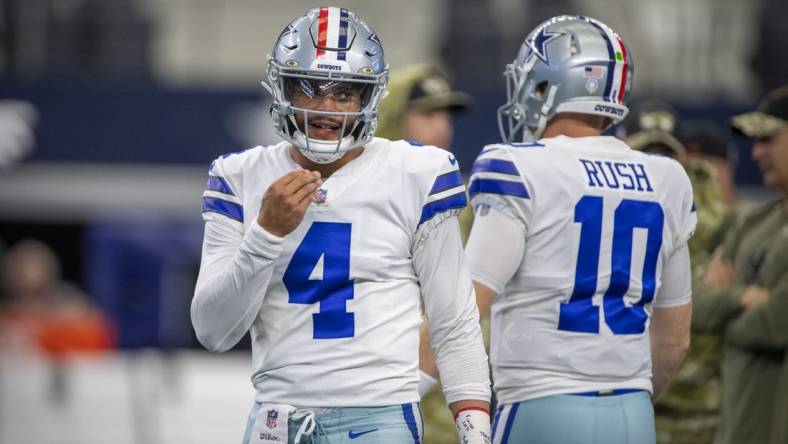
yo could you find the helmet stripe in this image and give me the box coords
[337,8,349,61]
[586,20,616,102]
[614,34,629,104]
[325,7,341,57]
[316,7,329,57]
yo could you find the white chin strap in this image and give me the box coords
[293,133,355,164]
[532,85,559,139]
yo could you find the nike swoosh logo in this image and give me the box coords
[348,429,378,439]
[448,154,457,165]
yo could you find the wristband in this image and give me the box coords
[418,369,437,398]
[455,407,491,444]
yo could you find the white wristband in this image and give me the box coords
[455,408,492,444]
[418,370,437,398]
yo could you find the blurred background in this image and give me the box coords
[0,0,785,443]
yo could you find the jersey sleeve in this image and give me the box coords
[413,215,491,404]
[192,149,285,352]
[468,145,534,230]
[653,242,692,307]
[465,204,526,295]
[201,155,245,226]
[413,151,468,248]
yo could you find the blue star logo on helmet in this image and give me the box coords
[278,25,295,41]
[368,33,382,47]
[528,28,563,63]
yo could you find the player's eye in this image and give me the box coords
[333,89,354,101]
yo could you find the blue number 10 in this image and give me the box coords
[559,196,664,335]
[283,222,354,339]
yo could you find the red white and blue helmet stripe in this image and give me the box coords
[315,7,351,61]
[587,18,631,104]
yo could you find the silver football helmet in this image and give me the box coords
[498,15,634,142]
[263,7,388,163]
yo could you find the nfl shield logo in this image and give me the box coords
[314,188,328,203]
[266,410,278,429]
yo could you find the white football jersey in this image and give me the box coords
[468,135,696,404]
[193,138,488,407]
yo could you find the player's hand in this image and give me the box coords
[703,248,734,288]
[740,285,768,309]
[258,170,322,237]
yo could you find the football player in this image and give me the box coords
[190,7,491,444]
[465,16,695,444]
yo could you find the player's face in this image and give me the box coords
[752,128,788,190]
[287,78,365,141]
[402,108,453,151]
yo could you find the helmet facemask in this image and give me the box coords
[266,61,387,163]
[498,56,556,142]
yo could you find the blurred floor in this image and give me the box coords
[0,350,253,444]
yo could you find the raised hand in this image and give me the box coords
[258,170,322,237]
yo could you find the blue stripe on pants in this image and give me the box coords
[401,403,421,444]
[501,403,520,444]
[491,405,503,440]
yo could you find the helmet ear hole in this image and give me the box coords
[534,81,549,99]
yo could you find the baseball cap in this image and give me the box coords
[405,69,473,113]
[617,99,679,139]
[730,84,788,139]
[681,120,735,162]
[376,64,472,140]
[625,130,686,158]
[618,100,686,157]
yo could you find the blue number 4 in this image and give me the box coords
[559,196,664,335]
[283,222,354,339]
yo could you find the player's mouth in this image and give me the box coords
[308,119,343,140]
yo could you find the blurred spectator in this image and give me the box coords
[377,64,472,150]
[692,84,788,444]
[0,238,115,360]
[682,120,738,206]
[620,100,730,444]
[0,100,38,168]
[377,65,475,444]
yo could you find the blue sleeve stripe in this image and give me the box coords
[429,170,464,195]
[471,158,520,176]
[691,201,696,212]
[206,175,235,196]
[469,178,530,199]
[202,197,244,222]
[419,191,467,226]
